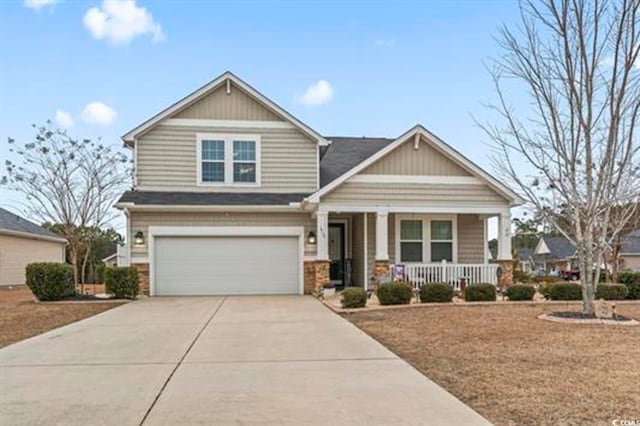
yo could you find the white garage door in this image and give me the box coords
[154,235,300,295]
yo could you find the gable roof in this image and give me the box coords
[308,125,524,205]
[0,208,67,243]
[535,235,576,259]
[320,137,394,187]
[122,71,329,146]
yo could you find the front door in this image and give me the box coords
[328,223,345,286]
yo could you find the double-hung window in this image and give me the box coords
[397,216,456,263]
[197,134,260,185]
[400,220,423,262]
[430,220,453,262]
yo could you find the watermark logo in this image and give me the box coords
[612,420,640,426]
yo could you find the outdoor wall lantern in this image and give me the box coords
[133,231,145,246]
[307,231,317,244]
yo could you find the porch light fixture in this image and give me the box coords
[133,231,145,246]
[307,231,317,244]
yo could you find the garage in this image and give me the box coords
[151,227,303,296]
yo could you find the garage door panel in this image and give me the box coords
[154,236,299,295]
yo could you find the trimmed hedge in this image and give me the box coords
[105,267,139,299]
[376,282,413,305]
[506,284,535,301]
[548,282,582,300]
[25,262,74,301]
[618,271,640,300]
[595,284,629,300]
[341,287,367,309]
[464,283,496,302]
[419,283,454,303]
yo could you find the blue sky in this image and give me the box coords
[0,0,522,235]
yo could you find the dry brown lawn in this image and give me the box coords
[0,286,123,348]
[345,303,640,426]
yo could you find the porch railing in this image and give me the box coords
[403,262,498,291]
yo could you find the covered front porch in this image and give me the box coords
[314,207,513,291]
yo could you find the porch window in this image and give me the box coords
[430,220,453,262]
[400,220,423,262]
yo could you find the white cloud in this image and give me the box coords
[296,80,334,107]
[55,109,74,128]
[81,102,117,125]
[24,0,58,10]
[83,0,165,45]
[375,38,396,47]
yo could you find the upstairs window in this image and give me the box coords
[197,134,260,186]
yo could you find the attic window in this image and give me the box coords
[197,133,261,186]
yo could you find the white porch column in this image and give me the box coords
[375,211,389,261]
[316,211,329,260]
[497,210,512,260]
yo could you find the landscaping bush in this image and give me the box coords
[595,284,629,300]
[506,284,535,301]
[618,271,640,300]
[95,263,108,284]
[536,275,560,285]
[464,283,497,302]
[419,283,454,303]
[513,270,533,283]
[376,282,413,305]
[548,282,582,300]
[105,266,139,299]
[25,262,75,301]
[341,287,367,309]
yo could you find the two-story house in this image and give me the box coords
[116,71,522,296]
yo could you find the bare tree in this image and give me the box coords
[479,0,640,314]
[2,123,130,290]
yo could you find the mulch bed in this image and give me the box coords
[548,311,633,321]
[345,303,640,426]
[0,286,125,348]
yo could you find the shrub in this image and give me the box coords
[105,267,139,299]
[548,282,582,300]
[506,284,535,301]
[95,263,108,284]
[536,275,560,285]
[618,271,640,300]
[25,262,74,301]
[595,284,629,300]
[464,283,497,302]
[513,270,533,283]
[341,287,367,309]
[419,283,454,303]
[376,282,413,305]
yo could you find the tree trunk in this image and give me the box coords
[69,244,79,290]
[80,244,91,294]
[579,243,596,315]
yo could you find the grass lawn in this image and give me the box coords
[0,286,124,348]
[345,303,640,426]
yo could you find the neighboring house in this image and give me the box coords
[101,244,130,268]
[102,252,118,267]
[0,207,67,286]
[489,238,535,273]
[620,229,640,271]
[117,71,522,296]
[533,234,576,274]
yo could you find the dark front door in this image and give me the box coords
[328,223,345,286]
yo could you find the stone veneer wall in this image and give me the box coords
[303,260,330,294]
[132,263,150,295]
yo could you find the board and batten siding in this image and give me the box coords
[130,211,316,258]
[363,139,471,176]
[174,82,281,121]
[0,235,65,286]
[136,124,318,192]
[322,182,508,207]
[457,214,485,263]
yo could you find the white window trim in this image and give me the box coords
[196,133,261,187]
[394,214,458,264]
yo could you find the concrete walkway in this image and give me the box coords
[0,296,491,425]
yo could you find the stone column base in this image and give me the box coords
[132,263,150,295]
[494,260,514,287]
[373,260,391,288]
[304,260,330,295]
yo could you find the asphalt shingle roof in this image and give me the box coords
[540,235,576,259]
[118,191,310,205]
[0,207,65,240]
[319,137,394,187]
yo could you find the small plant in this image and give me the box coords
[513,270,533,283]
[25,262,74,301]
[506,284,535,301]
[419,283,454,303]
[376,282,413,305]
[595,284,629,300]
[618,271,640,300]
[105,266,140,299]
[341,287,367,308]
[464,283,497,302]
[548,282,582,300]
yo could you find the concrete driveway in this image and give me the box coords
[0,296,490,425]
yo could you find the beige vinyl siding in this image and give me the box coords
[130,211,316,258]
[363,138,471,176]
[622,255,640,270]
[174,82,280,121]
[0,235,65,286]
[136,124,317,192]
[457,214,485,263]
[322,182,508,206]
